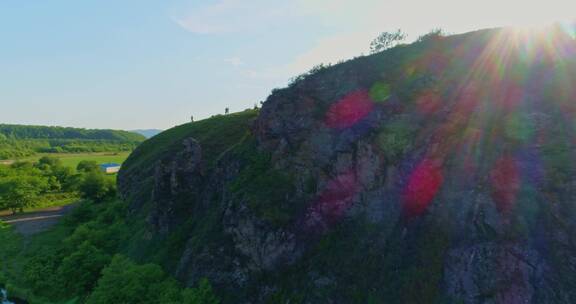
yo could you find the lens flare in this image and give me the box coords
[490,156,520,214]
[325,90,375,129]
[402,159,444,218]
[369,82,391,103]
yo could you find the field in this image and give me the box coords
[1,151,131,170]
[0,151,130,214]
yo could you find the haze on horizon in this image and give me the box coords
[1,0,574,130]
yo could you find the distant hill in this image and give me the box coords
[130,129,163,139]
[0,124,146,159]
[0,124,145,141]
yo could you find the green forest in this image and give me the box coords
[0,125,144,160]
[0,156,220,303]
[0,157,115,214]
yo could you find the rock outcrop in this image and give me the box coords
[119,27,576,303]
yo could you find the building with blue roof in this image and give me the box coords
[100,163,121,174]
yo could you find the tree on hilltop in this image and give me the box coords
[370,29,407,53]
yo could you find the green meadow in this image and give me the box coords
[3,152,131,170]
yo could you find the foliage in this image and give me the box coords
[85,255,170,303]
[288,63,332,86]
[123,109,258,178]
[0,138,140,160]
[0,174,49,213]
[77,160,100,173]
[376,117,417,163]
[417,28,446,43]
[396,223,451,304]
[18,200,127,300]
[181,278,220,304]
[0,124,144,142]
[86,255,219,304]
[56,242,111,298]
[22,250,65,296]
[2,194,221,303]
[78,171,117,202]
[369,82,392,102]
[35,156,76,191]
[49,152,130,170]
[229,138,297,226]
[0,221,23,283]
[0,124,144,160]
[370,29,407,53]
[0,154,115,213]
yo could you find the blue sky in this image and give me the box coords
[1,0,574,130]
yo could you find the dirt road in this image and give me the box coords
[0,204,77,236]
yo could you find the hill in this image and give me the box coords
[113,26,576,303]
[0,124,145,160]
[0,124,144,141]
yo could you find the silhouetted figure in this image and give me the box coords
[225,107,229,115]
[191,115,194,122]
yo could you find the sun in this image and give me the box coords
[505,5,575,30]
[502,18,576,49]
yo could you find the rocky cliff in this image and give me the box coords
[118,26,576,303]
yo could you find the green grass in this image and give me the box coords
[17,152,131,169]
[122,109,259,177]
[119,110,259,276]
[55,152,130,169]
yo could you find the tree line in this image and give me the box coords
[0,124,145,142]
[0,157,117,214]
[0,124,145,160]
[0,138,139,160]
[0,161,220,303]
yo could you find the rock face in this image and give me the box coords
[149,138,203,234]
[118,27,576,303]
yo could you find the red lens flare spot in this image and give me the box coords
[402,159,444,218]
[325,90,374,129]
[498,82,525,112]
[490,156,520,214]
[454,85,481,115]
[416,91,442,114]
[305,170,359,231]
[314,171,358,220]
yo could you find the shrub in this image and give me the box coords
[86,255,220,304]
[56,241,111,296]
[376,118,417,163]
[77,160,100,173]
[181,279,220,304]
[229,139,297,226]
[79,172,117,202]
[417,29,445,43]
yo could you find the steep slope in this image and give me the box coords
[119,27,576,303]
